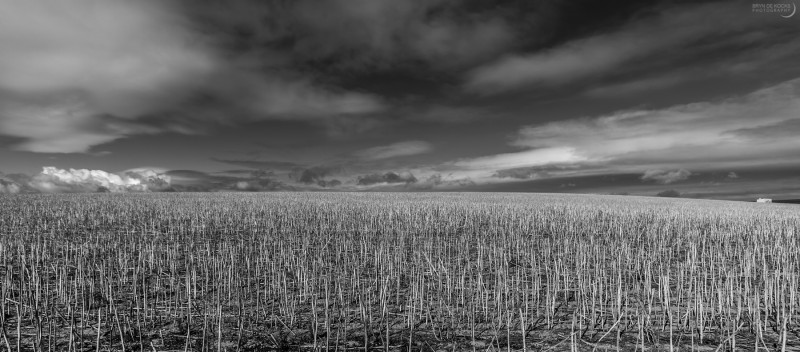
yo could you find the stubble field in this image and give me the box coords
[0,192,798,351]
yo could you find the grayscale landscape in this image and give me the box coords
[0,0,798,350]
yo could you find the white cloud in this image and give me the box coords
[429,77,800,184]
[640,169,691,184]
[29,167,170,193]
[0,97,161,153]
[0,0,386,153]
[355,141,433,160]
[467,37,642,92]
[512,78,800,170]
[0,0,212,152]
[0,0,213,115]
[0,179,21,194]
[450,147,586,181]
[454,147,585,170]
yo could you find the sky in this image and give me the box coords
[1,0,799,200]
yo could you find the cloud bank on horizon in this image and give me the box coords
[1,167,171,193]
[1,0,799,200]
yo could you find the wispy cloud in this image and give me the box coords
[0,97,164,153]
[355,141,433,160]
[428,77,800,187]
[512,78,800,170]
[465,2,777,93]
[584,75,686,98]
[452,147,586,179]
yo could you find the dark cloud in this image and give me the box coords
[212,158,302,171]
[356,172,418,186]
[294,166,342,184]
[218,169,277,178]
[354,141,432,160]
[189,0,516,72]
[640,169,691,184]
[426,174,445,186]
[167,169,292,192]
[494,167,550,180]
[656,189,681,198]
[181,0,669,77]
[317,179,342,188]
[492,164,589,180]
[416,173,475,189]
[407,105,491,123]
[298,170,316,184]
[466,2,795,93]
[231,178,289,192]
[174,166,344,190]
[322,115,387,139]
[489,162,606,181]
[165,170,212,179]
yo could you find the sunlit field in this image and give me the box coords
[0,193,798,351]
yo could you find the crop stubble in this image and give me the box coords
[0,192,798,351]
